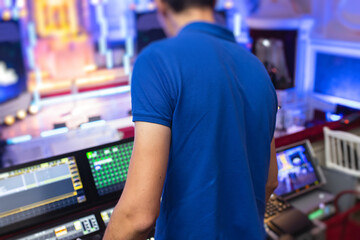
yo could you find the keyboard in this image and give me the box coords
[265,195,292,223]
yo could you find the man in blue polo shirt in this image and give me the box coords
[104,0,278,239]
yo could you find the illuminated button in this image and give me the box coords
[54,226,68,237]
[101,212,110,222]
[74,221,82,231]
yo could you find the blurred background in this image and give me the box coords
[0,0,359,166]
[0,0,359,167]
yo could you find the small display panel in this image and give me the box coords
[87,141,133,196]
[274,143,320,197]
[0,157,86,228]
[14,214,99,240]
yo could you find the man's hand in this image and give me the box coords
[265,139,278,203]
[103,122,171,240]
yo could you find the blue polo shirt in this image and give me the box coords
[131,22,277,240]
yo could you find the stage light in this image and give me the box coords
[2,10,11,21]
[224,1,234,9]
[80,120,106,129]
[41,127,69,138]
[7,135,32,144]
[84,65,97,72]
[147,2,156,10]
[17,0,26,8]
[262,39,271,47]
[29,105,39,114]
[4,115,15,126]
[19,9,27,18]
[16,110,27,120]
[326,112,343,122]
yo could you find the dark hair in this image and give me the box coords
[164,0,216,13]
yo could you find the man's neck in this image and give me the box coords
[168,7,215,36]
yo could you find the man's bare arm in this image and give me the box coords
[265,139,278,202]
[103,122,171,240]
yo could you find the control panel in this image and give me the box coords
[3,139,324,240]
[13,215,99,240]
[264,195,292,224]
[100,208,114,226]
[0,138,134,238]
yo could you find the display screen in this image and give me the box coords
[0,20,27,104]
[136,11,167,54]
[314,52,360,103]
[0,157,86,228]
[274,144,320,197]
[86,141,133,196]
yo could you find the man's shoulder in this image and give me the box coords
[134,37,182,75]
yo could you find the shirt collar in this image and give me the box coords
[179,22,236,43]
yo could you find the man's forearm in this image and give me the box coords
[266,139,278,203]
[265,183,278,203]
[103,206,155,240]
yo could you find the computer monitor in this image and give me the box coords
[0,157,86,229]
[86,139,134,196]
[136,11,166,54]
[274,141,323,199]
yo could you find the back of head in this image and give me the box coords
[164,0,216,13]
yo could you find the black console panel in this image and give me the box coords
[0,138,136,239]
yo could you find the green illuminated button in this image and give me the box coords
[308,209,324,220]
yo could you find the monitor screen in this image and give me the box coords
[136,11,167,54]
[86,140,133,196]
[0,157,86,228]
[314,52,360,103]
[274,143,320,198]
[0,20,27,104]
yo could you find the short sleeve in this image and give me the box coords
[131,49,175,128]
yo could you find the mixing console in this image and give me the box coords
[0,139,134,239]
[264,195,292,224]
[13,215,99,240]
[100,208,114,226]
